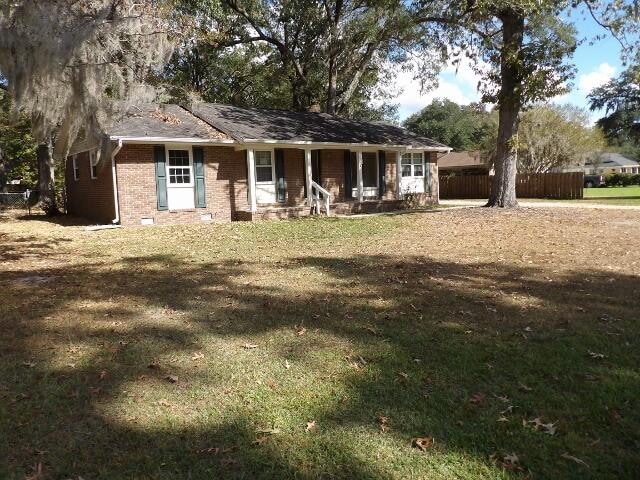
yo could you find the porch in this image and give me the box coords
[239,146,439,219]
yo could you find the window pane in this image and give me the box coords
[168,150,189,166]
[402,165,411,177]
[414,164,424,176]
[362,153,377,188]
[412,153,423,165]
[401,154,411,165]
[255,151,272,166]
[256,166,273,182]
[169,167,190,184]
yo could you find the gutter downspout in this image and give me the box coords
[111,139,123,224]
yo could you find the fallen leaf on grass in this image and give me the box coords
[198,447,220,455]
[284,360,291,369]
[25,462,43,480]
[497,416,510,422]
[412,437,434,451]
[165,375,179,384]
[561,452,589,468]
[588,351,606,359]
[518,383,533,392]
[243,343,258,349]
[305,420,316,432]
[396,371,409,382]
[99,370,107,380]
[22,361,36,368]
[469,393,485,404]
[378,415,391,433]
[295,325,306,336]
[157,399,171,407]
[524,417,557,435]
[191,352,205,361]
[256,428,281,435]
[253,435,269,446]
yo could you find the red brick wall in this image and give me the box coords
[115,144,248,226]
[65,150,115,223]
[319,149,347,201]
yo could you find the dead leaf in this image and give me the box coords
[25,462,43,480]
[198,447,220,455]
[497,416,510,422]
[412,437,434,451]
[157,399,171,407]
[295,325,306,336]
[469,393,485,404]
[99,370,107,380]
[253,435,269,445]
[396,372,409,382]
[243,343,258,349]
[588,351,606,359]
[165,375,179,384]
[191,352,205,361]
[22,361,36,368]
[284,360,291,369]
[305,420,316,432]
[518,383,533,392]
[561,452,589,468]
[503,453,519,465]
[378,415,390,433]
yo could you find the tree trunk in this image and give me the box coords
[37,140,59,216]
[326,55,338,115]
[486,10,525,208]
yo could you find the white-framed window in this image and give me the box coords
[72,155,80,181]
[401,152,424,177]
[90,150,98,179]
[255,150,274,183]
[166,148,193,186]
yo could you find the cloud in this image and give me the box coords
[577,63,615,96]
[389,54,489,120]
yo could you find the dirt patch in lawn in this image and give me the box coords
[1,207,639,479]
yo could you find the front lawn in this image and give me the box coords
[1,208,639,479]
[584,185,640,198]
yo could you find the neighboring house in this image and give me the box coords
[562,152,640,175]
[66,104,451,226]
[437,151,491,176]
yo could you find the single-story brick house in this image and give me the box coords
[66,104,451,226]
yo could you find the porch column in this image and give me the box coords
[356,150,364,202]
[396,151,403,200]
[304,148,313,205]
[246,148,257,212]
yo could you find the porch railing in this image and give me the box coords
[310,181,331,216]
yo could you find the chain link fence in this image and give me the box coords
[0,190,39,214]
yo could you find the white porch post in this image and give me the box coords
[304,148,313,205]
[396,151,403,200]
[356,150,364,202]
[246,148,257,212]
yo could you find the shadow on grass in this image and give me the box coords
[1,250,639,479]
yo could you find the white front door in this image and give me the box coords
[351,151,379,198]
[400,152,425,194]
[166,147,195,210]
[254,150,277,204]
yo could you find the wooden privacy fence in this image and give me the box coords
[440,172,584,200]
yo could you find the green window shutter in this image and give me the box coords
[154,145,168,211]
[193,146,206,208]
[343,150,353,199]
[378,150,386,198]
[275,149,286,203]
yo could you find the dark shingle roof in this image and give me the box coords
[108,103,449,149]
[109,104,231,140]
[189,103,448,148]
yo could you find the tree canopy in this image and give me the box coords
[403,99,496,151]
[517,104,606,173]
[589,65,640,159]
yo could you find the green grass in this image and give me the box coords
[1,208,639,479]
[584,186,640,198]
